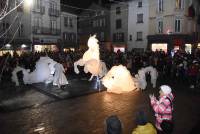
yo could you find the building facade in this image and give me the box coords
[127,0,149,52]
[60,5,77,51]
[0,0,32,55]
[31,0,61,52]
[78,2,111,50]
[148,0,198,53]
[0,0,79,54]
[110,2,128,52]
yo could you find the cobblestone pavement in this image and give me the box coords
[0,83,200,134]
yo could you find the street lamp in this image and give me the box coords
[24,0,33,7]
[5,44,11,48]
[21,44,27,48]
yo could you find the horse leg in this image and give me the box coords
[74,59,85,74]
[74,61,79,74]
[89,74,94,81]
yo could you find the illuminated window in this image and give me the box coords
[152,43,167,52]
[198,43,200,49]
[185,44,192,54]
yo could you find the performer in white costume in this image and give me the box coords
[53,62,69,88]
[11,66,29,86]
[136,66,158,90]
[22,56,57,84]
[102,65,139,94]
[137,68,147,90]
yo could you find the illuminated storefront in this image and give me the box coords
[33,38,59,52]
[185,44,192,53]
[0,39,31,56]
[198,43,200,49]
[114,47,125,53]
[151,43,168,53]
[34,45,58,52]
[147,34,195,52]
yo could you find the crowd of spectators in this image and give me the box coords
[0,49,200,88]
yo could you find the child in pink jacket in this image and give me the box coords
[149,85,174,131]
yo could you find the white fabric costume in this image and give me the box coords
[11,66,29,86]
[102,65,139,94]
[53,63,69,88]
[136,66,158,90]
[23,56,57,84]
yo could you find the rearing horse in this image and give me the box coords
[74,35,107,81]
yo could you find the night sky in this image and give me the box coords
[61,0,108,8]
[61,0,130,8]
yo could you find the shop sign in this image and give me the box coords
[173,39,183,46]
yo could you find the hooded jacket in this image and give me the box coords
[150,93,174,130]
[132,123,157,134]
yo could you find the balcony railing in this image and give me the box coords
[32,6,45,14]
[32,26,60,36]
[48,8,60,17]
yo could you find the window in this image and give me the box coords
[175,0,184,9]
[99,19,102,27]
[2,23,6,31]
[138,1,142,7]
[158,0,163,12]
[34,17,42,27]
[96,20,99,27]
[50,20,57,31]
[116,7,121,14]
[69,18,73,27]
[175,19,181,32]
[64,17,68,27]
[129,35,132,41]
[100,32,105,41]
[16,0,23,12]
[93,20,96,27]
[113,33,124,42]
[116,19,122,29]
[18,24,23,37]
[50,1,57,11]
[137,14,143,23]
[158,20,163,33]
[136,32,143,41]
[35,0,41,9]
[102,18,106,26]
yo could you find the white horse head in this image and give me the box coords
[87,34,99,52]
[82,35,100,62]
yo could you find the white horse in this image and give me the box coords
[74,35,107,81]
[136,66,158,90]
